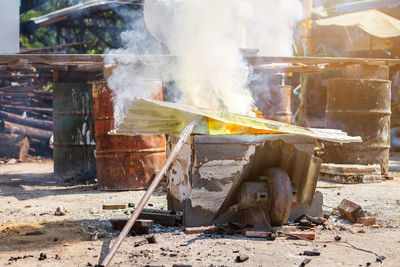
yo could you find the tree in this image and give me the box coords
[20,0,140,54]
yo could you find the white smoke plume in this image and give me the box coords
[105,0,303,127]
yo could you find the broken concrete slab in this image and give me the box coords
[289,191,323,221]
[319,163,382,184]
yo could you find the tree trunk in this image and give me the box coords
[0,111,53,130]
[0,133,28,158]
[3,121,52,140]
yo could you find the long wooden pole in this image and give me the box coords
[101,120,197,266]
[0,54,400,66]
[3,121,52,140]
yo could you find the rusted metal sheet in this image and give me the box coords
[250,84,292,124]
[324,78,391,174]
[92,81,166,190]
[167,135,320,227]
[53,71,97,178]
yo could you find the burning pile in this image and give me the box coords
[105,0,304,127]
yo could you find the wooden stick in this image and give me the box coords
[101,120,197,266]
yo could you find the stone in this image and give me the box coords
[55,206,66,216]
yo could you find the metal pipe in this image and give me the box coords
[101,120,197,266]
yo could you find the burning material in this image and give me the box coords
[115,98,361,143]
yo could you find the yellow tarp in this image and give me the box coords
[316,9,400,38]
[115,98,361,143]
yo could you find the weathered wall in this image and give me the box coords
[0,0,19,53]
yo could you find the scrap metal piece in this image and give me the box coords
[116,98,361,144]
[263,168,292,226]
[214,140,322,221]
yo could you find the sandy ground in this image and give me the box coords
[0,156,399,266]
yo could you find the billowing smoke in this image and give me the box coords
[105,0,303,127]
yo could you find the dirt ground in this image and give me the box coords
[0,155,400,267]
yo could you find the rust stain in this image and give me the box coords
[92,81,166,190]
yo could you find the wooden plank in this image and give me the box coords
[319,172,382,184]
[102,204,126,210]
[0,54,399,67]
[246,56,400,66]
[184,226,217,234]
[1,105,52,113]
[320,163,381,175]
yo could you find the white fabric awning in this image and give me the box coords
[316,9,400,38]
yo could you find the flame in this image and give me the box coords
[208,118,280,135]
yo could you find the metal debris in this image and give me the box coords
[235,254,249,263]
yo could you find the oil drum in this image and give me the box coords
[250,84,292,124]
[324,78,391,175]
[53,71,97,178]
[92,81,166,190]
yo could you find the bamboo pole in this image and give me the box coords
[101,120,197,266]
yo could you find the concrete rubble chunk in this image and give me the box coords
[337,199,365,223]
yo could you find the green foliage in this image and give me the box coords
[42,81,53,91]
[20,0,132,53]
[20,9,44,22]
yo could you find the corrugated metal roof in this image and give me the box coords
[28,0,141,26]
[337,0,400,13]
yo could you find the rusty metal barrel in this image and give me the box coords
[92,81,166,190]
[324,78,391,174]
[250,84,292,124]
[53,71,97,178]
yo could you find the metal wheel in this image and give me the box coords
[264,167,292,226]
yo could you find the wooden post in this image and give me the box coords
[101,120,197,266]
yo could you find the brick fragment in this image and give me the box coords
[337,199,365,223]
[357,217,376,226]
[286,232,316,240]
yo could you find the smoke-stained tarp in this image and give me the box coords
[316,9,400,38]
[115,98,361,143]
